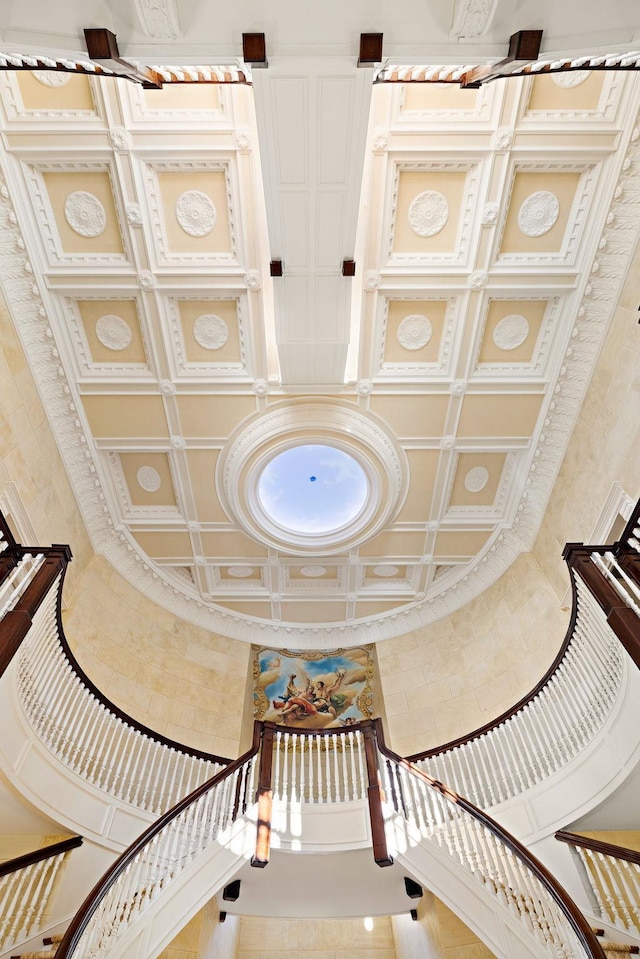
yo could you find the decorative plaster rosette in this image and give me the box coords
[408,191,449,237]
[228,566,254,578]
[301,566,326,577]
[136,466,161,492]
[397,314,433,351]
[492,314,530,351]
[517,191,560,238]
[64,192,106,238]
[373,565,399,577]
[193,313,228,350]
[464,466,489,493]
[218,402,409,556]
[552,70,590,88]
[32,70,71,87]
[95,314,132,351]
[175,190,217,237]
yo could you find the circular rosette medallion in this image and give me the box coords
[175,190,217,237]
[408,191,449,238]
[517,191,560,238]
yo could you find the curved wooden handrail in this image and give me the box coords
[50,570,230,766]
[0,835,83,879]
[56,721,263,959]
[556,830,640,867]
[375,719,607,959]
[406,570,582,762]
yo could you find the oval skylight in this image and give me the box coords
[257,444,368,535]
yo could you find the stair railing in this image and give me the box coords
[406,570,624,809]
[13,564,230,816]
[564,498,640,669]
[0,511,231,818]
[556,831,640,937]
[0,836,82,949]
[376,722,606,959]
[55,725,261,959]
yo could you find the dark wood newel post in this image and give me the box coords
[363,720,393,867]
[564,544,640,671]
[251,721,275,868]
[0,544,72,678]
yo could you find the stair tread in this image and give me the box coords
[11,952,57,959]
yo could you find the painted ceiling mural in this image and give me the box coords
[0,66,639,647]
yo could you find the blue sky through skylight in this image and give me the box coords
[257,445,368,534]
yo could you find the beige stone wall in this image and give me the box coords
[0,292,248,758]
[376,236,640,757]
[378,552,568,756]
[236,916,396,959]
[533,239,640,598]
[435,899,496,959]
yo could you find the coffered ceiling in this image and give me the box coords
[0,63,639,646]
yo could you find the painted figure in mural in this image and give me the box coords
[276,667,347,723]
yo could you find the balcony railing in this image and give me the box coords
[0,836,82,950]
[403,501,640,811]
[0,512,230,818]
[55,720,606,959]
[556,831,640,938]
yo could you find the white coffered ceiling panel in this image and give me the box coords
[0,62,639,648]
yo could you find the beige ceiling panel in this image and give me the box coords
[458,394,543,437]
[43,172,124,254]
[403,85,478,113]
[365,565,407,582]
[395,450,439,523]
[355,600,406,618]
[82,395,169,438]
[176,395,255,438]
[158,171,231,254]
[359,531,426,558]
[16,72,95,112]
[450,452,507,507]
[280,602,347,623]
[185,450,229,522]
[393,171,467,255]
[527,72,604,113]
[78,299,147,364]
[500,172,581,254]
[384,300,447,363]
[288,566,338,580]
[133,531,192,558]
[478,300,547,364]
[200,531,268,558]
[179,299,242,363]
[120,452,177,507]
[143,84,221,112]
[221,566,262,581]
[434,530,491,557]
[369,395,449,438]
[214,602,272,618]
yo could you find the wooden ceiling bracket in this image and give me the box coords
[461,30,543,88]
[84,28,163,89]
[358,33,383,67]
[243,33,268,69]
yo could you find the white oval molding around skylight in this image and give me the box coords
[218,401,409,555]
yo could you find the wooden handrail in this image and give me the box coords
[556,830,640,867]
[375,719,607,959]
[406,568,582,762]
[56,721,262,959]
[0,835,83,879]
[0,548,71,678]
[0,507,231,766]
[50,574,231,766]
